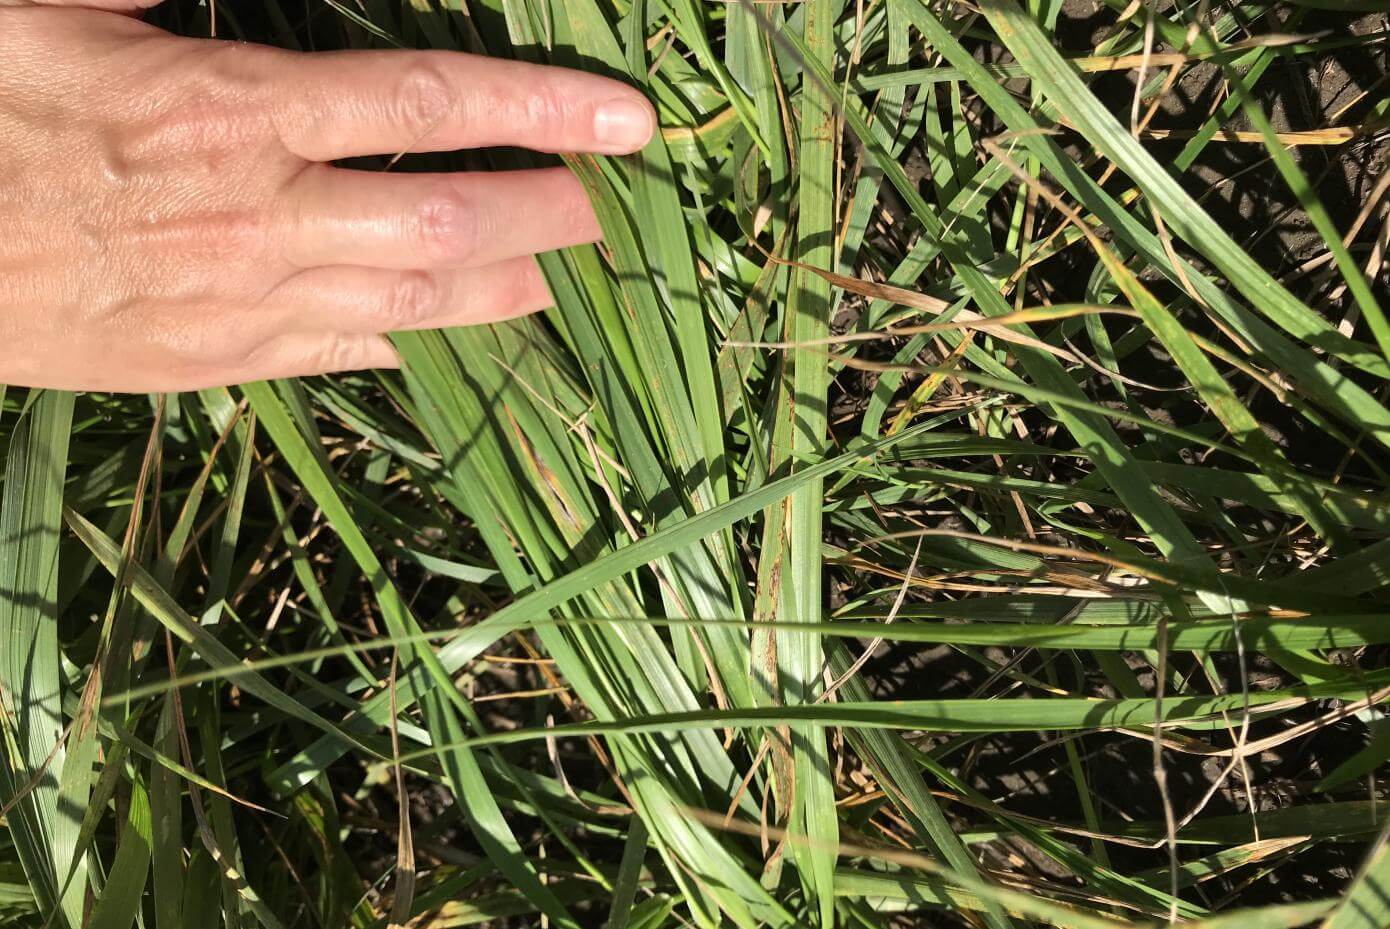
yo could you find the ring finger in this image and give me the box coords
[266,257,554,336]
[280,164,601,270]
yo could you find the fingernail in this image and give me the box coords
[594,98,654,152]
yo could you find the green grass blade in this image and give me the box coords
[784,0,840,919]
[0,390,81,929]
[87,772,152,929]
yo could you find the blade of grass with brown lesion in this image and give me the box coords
[773,0,841,920]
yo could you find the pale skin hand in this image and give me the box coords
[0,0,655,392]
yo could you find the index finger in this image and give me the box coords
[268,49,656,162]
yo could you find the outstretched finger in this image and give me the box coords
[279,165,599,270]
[229,333,400,385]
[269,48,655,162]
[267,258,553,335]
[1,0,166,12]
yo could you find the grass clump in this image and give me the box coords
[3,0,1390,927]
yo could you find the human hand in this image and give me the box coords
[0,0,654,391]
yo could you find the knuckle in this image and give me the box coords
[517,81,573,136]
[221,341,255,371]
[498,259,536,304]
[173,46,276,143]
[185,318,246,366]
[201,41,276,95]
[232,332,280,371]
[381,271,439,330]
[128,43,293,163]
[560,182,596,236]
[139,93,261,157]
[516,262,553,309]
[394,62,455,140]
[204,209,266,251]
[411,184,479,263]
[151,307,240,368]
[318,334,366,373]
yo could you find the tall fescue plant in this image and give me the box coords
[2,0,1389,927]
